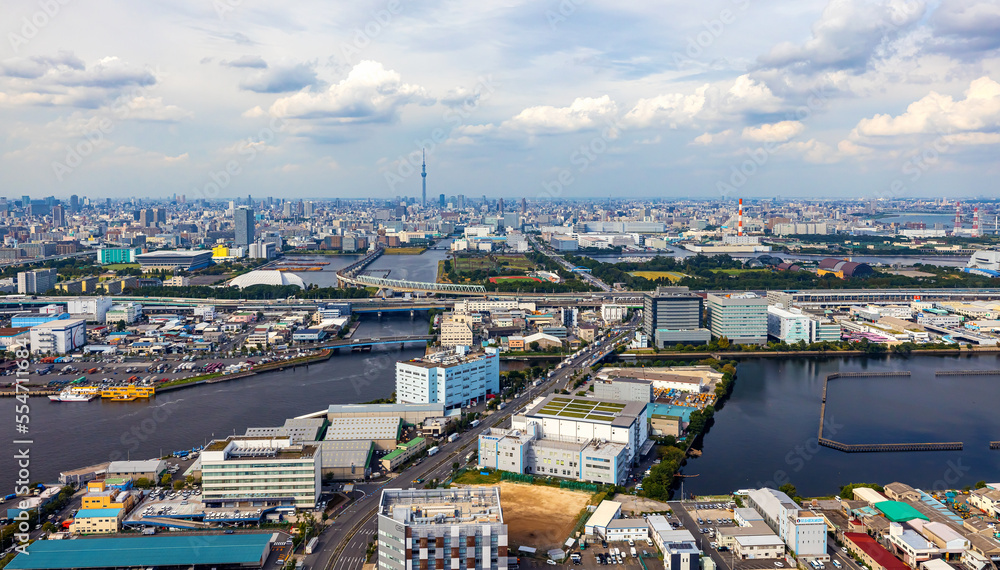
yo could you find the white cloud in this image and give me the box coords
[242,106,265,118]
[623,75,783,129]
[778,139,839,163]
[501,96,618,135]
[268,61,432,124]
[239,62,318,93]
[851,76,1000,137]
[691,130,734,146]
[118,96,192,122]
[742,120,805,142]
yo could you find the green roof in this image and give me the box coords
[534,397,626,423]
[75,508,122,519]
[6,534,273,569]
[874,501,929,522]
[400,437,425,449]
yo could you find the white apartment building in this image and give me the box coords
[396,347,500,410]
[745,488,827,559]
[200,436,321,509]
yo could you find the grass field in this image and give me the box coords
[452,254,536,273]
[453,470,502,485]
[470,482,592,551]
[711,269,774,275]
[102,263,140,270]
[629,270,687,282]
[488,276,541,283]
[384,247,427,255]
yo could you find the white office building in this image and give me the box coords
[745,488,827,559]
[200,436,321,509]
[105,303,143,325]
[707,293,768,345]
[767,306,812,343]
[601,304,628,323]
[396,347,500,410]
[67,297,113,324]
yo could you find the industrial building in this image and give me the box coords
[105,303,143,324]
[201,436,321,509]
[105,459,167,481]
[380,437,428,471]
[396,347,500,410]
[327,402,451,425]
[745,488,827,559]
[97,247,142,264]
[29,318,86,354]
[136,249,213,271]
[817,258,875,279]
[324,417,402,451]
[767,306,842,343]
[377,487,508,570]
[592,377,653,402]
[245,417,329,443]
[478,395,648,485]
[598,367,712,394]
[643,287,710,347]
[585,500,624,536]
[648,517,701,570]
[308,439,374,480]
[5,533,277,570]
[707,292,768,345]
[67,297,113,323]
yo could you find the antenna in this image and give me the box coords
[421,149,427,208]
[738,199,744,237]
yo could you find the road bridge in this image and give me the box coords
[319,335,434,350]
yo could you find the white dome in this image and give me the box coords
[230,270,306,289]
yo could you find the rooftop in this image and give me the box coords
[527,394,645,427]
[324,417,402,441]
[75,508,122,519]
[875,501,930,522]
[845,532,909,570]
[380,487,503,526]
[5,533,273,570]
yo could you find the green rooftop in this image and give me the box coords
[534,397,626,423]
[874,501,929,522]
[6,534,273,569]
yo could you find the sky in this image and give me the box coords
[1,0,999,202]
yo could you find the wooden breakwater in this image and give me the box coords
[990,442,1000,450]
[819,371,961,453]
[935,370,1000,376]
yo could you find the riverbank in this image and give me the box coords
[619,346,997,359]
[157,349,334,393]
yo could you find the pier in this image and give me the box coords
[935,370,1000,376]
[818,370,960,453]
[991,442,1000,450]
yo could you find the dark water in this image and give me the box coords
[286,239,452,287]
[0,314,427,491]
[284,254,362,288]
[681,354,1000,497]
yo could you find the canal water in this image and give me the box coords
[681,354,1000,497]
[285,239,452,287]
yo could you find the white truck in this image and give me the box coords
[447,433,459,443]
[427,446,439,456]
[305,536,319,554]
[469,419,480,428]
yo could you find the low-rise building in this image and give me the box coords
[200,436,321,509]
[70,508,124,534]
[379,437,427,471]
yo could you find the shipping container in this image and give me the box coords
[469,420,480,428]
[305,536,319,554]
[427,446,439,456]
[447,433,459,443]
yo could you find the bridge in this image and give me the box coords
[318,334,435,350]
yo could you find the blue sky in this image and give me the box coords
[1,0,998,201]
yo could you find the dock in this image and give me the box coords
[935,370,1000,376]
[819,370,961,453]
[990,442,1000,450]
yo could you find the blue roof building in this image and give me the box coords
[6,533,274,569]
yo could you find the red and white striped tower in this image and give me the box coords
[738,198,744,237]
[955,202,962,230]
[973,207,980,237]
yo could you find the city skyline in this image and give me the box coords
[1,1,998,201]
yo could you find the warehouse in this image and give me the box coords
[5,533,275,569]
[324,417,402,451]
[136,249,213,271]
[585,500,623,537]
[245,418,328,443]
[309,439,374,480]
[29,318,86,354]
[327,402,450,425]
[105,459,167,481]
[380,437,427,471]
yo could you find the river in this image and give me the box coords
[680,354,1000,497]
[284,239,452,287]
[585,247,970,268]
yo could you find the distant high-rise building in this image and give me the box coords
[498,197,504,214]
[139,208,154,227]
[421,149,427,207]
[51,205,64,227]
[234,207,255,247]
[457,194,465,209]
[21,195,29,208]
[296,200,305,217]
[303,201,314,217]
[153,207,166,225]
[283,202,293,217]
[521,197,526,214]
[69,194,80,213]
[439,193,445,208]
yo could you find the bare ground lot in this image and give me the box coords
[471,481,592,551]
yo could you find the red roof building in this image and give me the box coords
[844,533,909,570]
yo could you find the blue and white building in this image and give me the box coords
[395,347,500,410]
[745,488,828,559]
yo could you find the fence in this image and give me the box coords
[560,480,599,493]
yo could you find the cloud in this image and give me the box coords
[778,139,839,163]
[242,105,265,118]
[691,130,734,146]
[239,62,317,93]
[929,0,1000,54]
[623,75,783,129]
[742,120,805,142]
[0,52,85,79]
[0,54,157,109]
[758,0,927,73]
[501,96,618,135]
[117,96,193,122]
[222,55,268,69]
[851,76,1000,138]
[268,61,431,124]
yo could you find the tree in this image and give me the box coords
[160,473,172,486]
[134,477,152,489]
[779,483,800,503]
[976,480,987,489]
[529,341,540,351]
[717,336,730,349]
[173,480,185,490]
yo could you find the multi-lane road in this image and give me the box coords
[308,320,640,570]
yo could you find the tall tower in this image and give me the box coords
[421,149,427,208]
[738,198,744,237]
[955,202,962,230]
[973,207,980,238]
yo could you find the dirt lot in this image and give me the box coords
[474,481,593,551]
[612,494,672,515]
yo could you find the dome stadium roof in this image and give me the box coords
[229,270,306,289]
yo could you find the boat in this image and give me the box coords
[48,390,97,402]
[100,385,155,401]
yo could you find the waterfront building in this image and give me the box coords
[29,318,86,354]
[395,347,500,410]
[745,488,827,559]
[97,247,141,264]
[326,403,449,425]
[767,306,812,343]
[707,293,768,345]
[324,417,402,451]
[592,377,652,403]
[306,439,374,480]
[106,459,167,481]
[201,436,321,509]
[244,418,328,444]
[376,487,508,570]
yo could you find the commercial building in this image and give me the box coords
[308,439,374,480]
[376,487,508,570]
[70,508,124,534]
[441,318,475,348]
[106,459,167,481]
[136,249,213,271]
[605,519,650,542]
[648,517,701,570]
[643,287,710,347]
[29,318,86,354]
[17,268,57,294]
[97,247,141,264]
[601,303,628,323]
[234,206,255,247]
[707,293,768,345]
[396,347,500,410]
[5,534,276,570]
[745,488,827,559]
[592,377,653,403]
[201,436,321,509]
